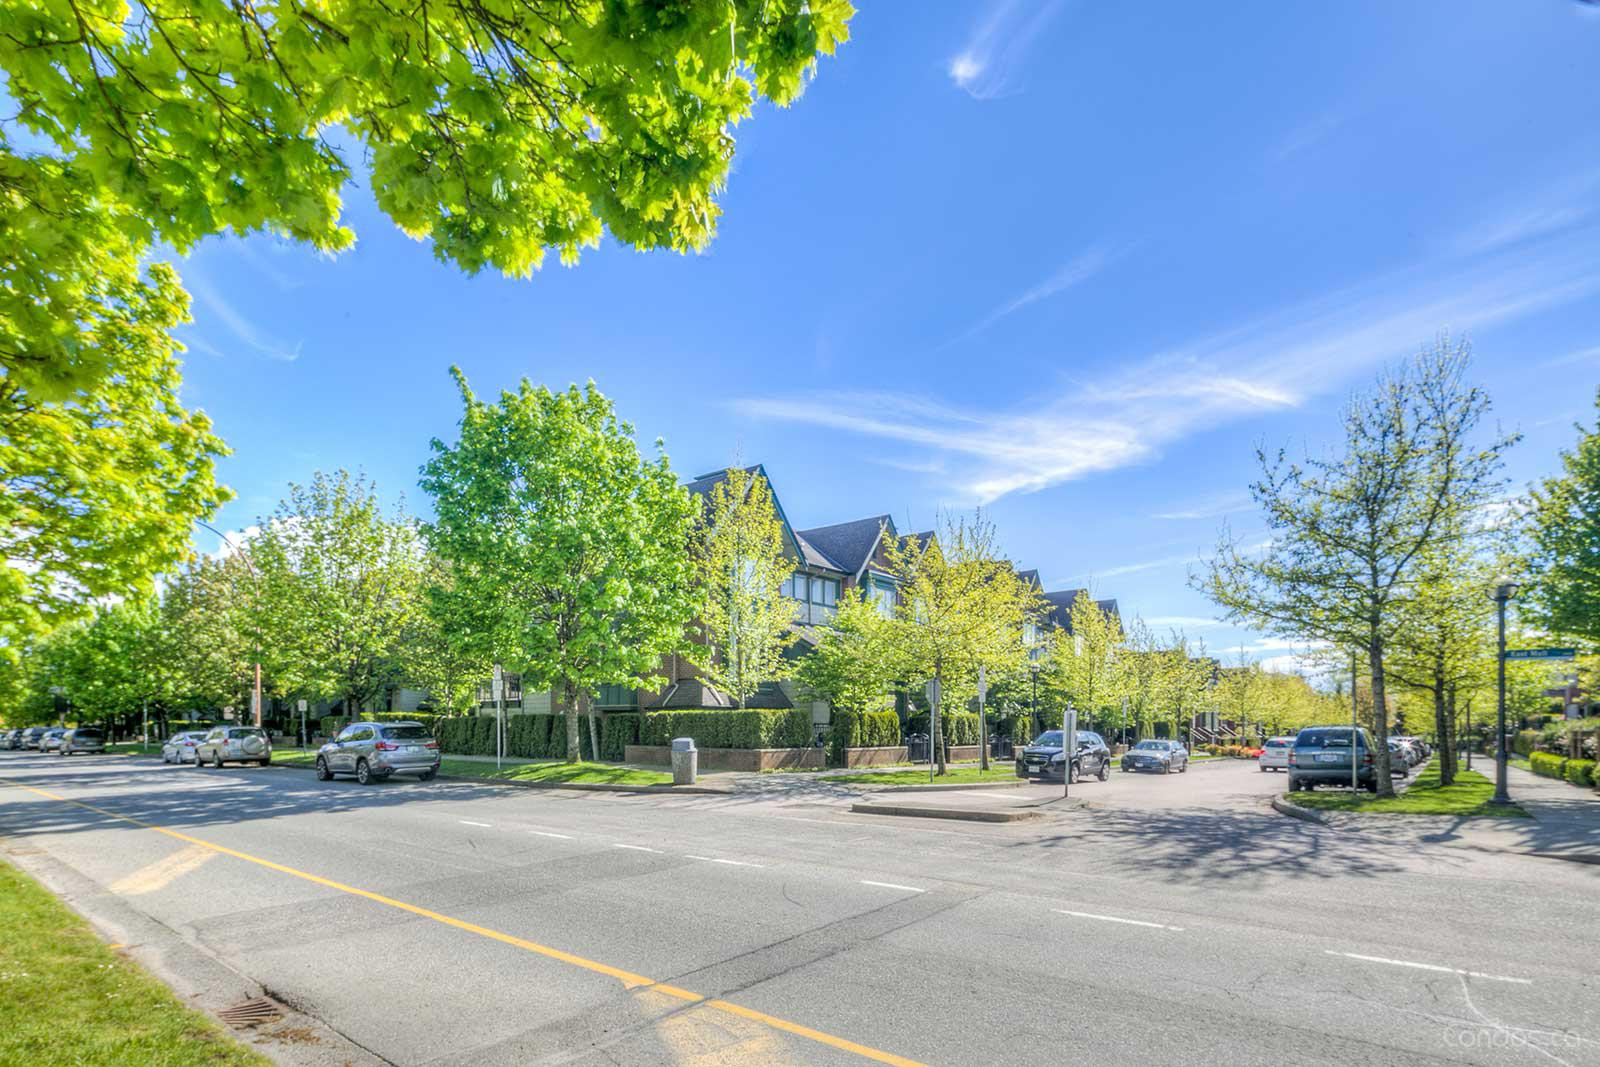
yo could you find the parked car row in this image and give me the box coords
[1,726,107,754]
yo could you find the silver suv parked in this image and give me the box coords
[1287,726,1377,793]
[195,726,272,767]
[316,721,440,785]
[59,727,107,755]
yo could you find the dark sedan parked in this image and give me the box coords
[1121,739,1188,774]
[1016,729,1112,784]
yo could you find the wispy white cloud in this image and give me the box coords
[1151,492,1254,521]
[185,270,303,363]
[1454,168,1600,258]
[1538,343,1600,369]
[1270,112,1346,163]
[948,0,1068,100]
[738,222,1600,504]
[1088,552,1201,578]
[1140,615,1230,629]
[942,242,1126,347]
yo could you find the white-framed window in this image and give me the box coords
[871,585,894,617]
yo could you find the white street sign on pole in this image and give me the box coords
[1063,706,1078,799]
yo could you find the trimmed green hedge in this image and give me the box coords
[1530,751,1567,779]
[1566,758,1596,788]
[637,709,811,750]
[828,710,901,764]
[1513,730,1541,758]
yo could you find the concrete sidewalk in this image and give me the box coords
[1447,763,1600,863]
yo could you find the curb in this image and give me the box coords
[850,801,1044,823]
[1271,795,1329,824]
[260,758,734,795]
[874,780,1031,794]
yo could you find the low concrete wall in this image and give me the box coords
[841,745,910,768]
[949,745,981,761]
[625,745,825,772]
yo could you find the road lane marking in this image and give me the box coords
[109,844,215,895]
[1054,909,1184,932]
[686,855,765,868]
[860,880,925,893]
[612,843,664,853]
[0,776,927,1067]
[458,820,493,828]
[530,831,573,840]
[1324,951,1532,985]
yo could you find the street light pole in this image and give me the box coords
[197,519,265,729]
[1488,575,1519,806]
[1350,651,1359,795]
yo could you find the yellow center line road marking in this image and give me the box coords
[109,843,215,895]
[0,777,925,1067]
[1324,950,1532,985]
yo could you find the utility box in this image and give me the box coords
[670,737,697,785]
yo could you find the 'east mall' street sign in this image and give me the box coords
[1504,648,1578,661]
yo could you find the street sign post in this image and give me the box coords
[1504,648,1578,661]
[297,698,308,749]
[1063,706,1078,799]
[492,665,505,770]
[925,678,942,783]
[977,666,988,771]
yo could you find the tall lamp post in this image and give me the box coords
[1028,664,1041,741]
[197,520,265,729]
[1488,575,1519,806]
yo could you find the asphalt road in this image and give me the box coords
[2,752,1597,1067]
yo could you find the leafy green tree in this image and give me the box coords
[881,513,1042,774]
[2,1,853,277]
[1154,634,1215,743]
[1200,337,1515,795]
[158,554,260,714]
[694,468,795,707]
[0,156,229,659]
[1043,592,1127,735]
[408,558,496,718]
[252,471,425,717]
[1522,392,1600,647]
[421,371,698,761]
[794,589,900,715]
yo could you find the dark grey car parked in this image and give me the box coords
[1016,729,1112,784]
[1121,739,1189,774]
[59,727,107,755]
[316,721,440,785]
[1287,726,1378,793]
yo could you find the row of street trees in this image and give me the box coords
[1200,335,1596,797]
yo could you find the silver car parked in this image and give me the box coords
[316,721,440,785]
[1258,736,1295,772]
[194,726,272,768]
[162,731,208,764]
[59,727,107,755]
[39,728,66,753]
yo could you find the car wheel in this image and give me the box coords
[258,758,270,767]
[214,752,226,769]
[419,769,437,782]
[1067,762,1078,785]
[1097,761,1109,782]
[1179,760,1187,773]
[315,756,333,781]
[355,759,372,785]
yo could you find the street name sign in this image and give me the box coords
[1504,648,1577,661]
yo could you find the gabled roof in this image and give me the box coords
[1013,567,1041,590]
[794,515,894,578]
[793,531,845,572]
[685,463,810,566]
[1041,589,1121,633]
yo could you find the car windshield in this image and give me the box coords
[74,729,103,738]
[382,725,430,740]
[1298,730,1359,749]
[1265,739,1291,747]
[1133,741,1167,750]
[228,728,264,739]
[1032,731,1064,747]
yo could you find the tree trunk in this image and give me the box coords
[563,683,581,763]
[1444,684,1458,777]
[586,696,601,762]
[1368,628,1395,797]
[1432,681,1453,785]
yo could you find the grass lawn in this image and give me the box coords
[821,765,1021,786]
[265,749,673,786]
[0,859,268,1066]
[107,742,164,755]
[1287,758,1529,817]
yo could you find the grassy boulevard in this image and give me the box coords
[1287,757,1529,817]
[264,749,675,786]
[0,860,268,1065]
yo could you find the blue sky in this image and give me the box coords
[178,0,1600,671]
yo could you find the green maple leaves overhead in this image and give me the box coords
[1,0,853,274]
[0,0,851,656]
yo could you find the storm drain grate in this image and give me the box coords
[218,997,283,1028]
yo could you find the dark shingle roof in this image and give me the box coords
[794,532,844,572]
[1042,589,1121,633]
[1013,567,1041,589]
[795,515,893,577]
